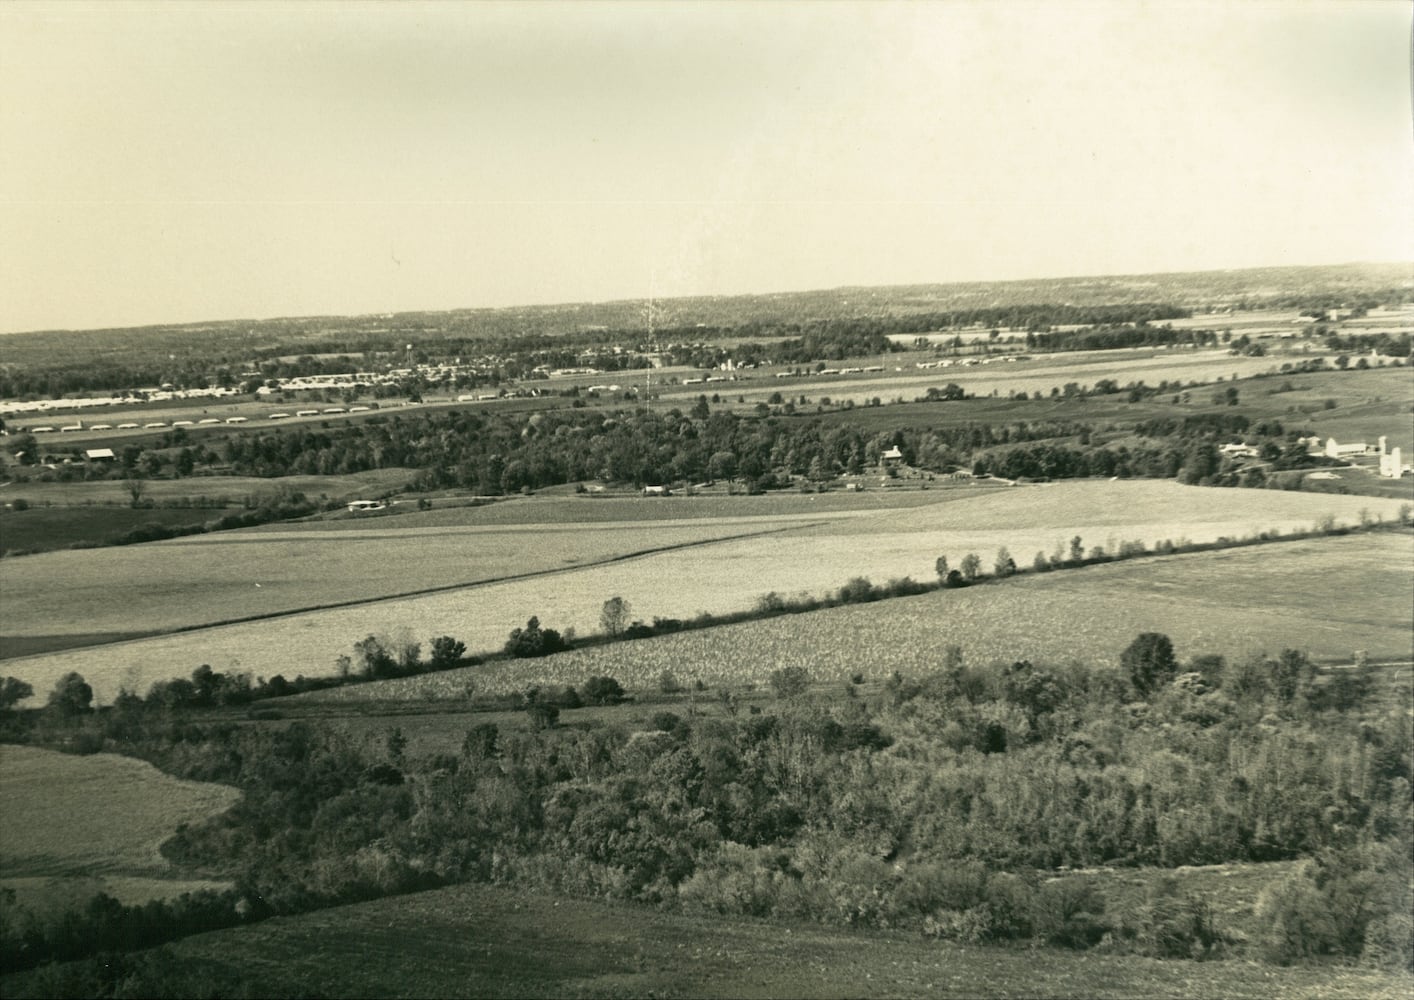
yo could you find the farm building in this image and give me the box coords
[881,446,905,467]
[1324,437,1369,459]
[84,448,116,463]
[643,485,670,496]
[347,500,387,513]
[1379,448,1408,479]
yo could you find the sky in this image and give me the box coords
[1,1,1410,334]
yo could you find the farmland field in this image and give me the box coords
[0,470,423,553]
[0,504,219,554]
[0,470,419,508]
[0,512,825,643]
[2,480,1406,705]
[309,530,1414,702]
[703,349,1302,408]
[0,745,239,909]
[4,880,1403,1000]
[810,365,1414,456]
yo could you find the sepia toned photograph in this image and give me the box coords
[1,2,1411,997]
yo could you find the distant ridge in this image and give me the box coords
[1,261,1409,341]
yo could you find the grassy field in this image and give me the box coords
[275,486,987,531]
[809,365,1414,455]
[0,470,418,507]
[2,480,1405,706]
[4,879,1405,999]
[0,504,215,554]
[0,513,808,641]
[0,745,239,910]
[0,470,422,553]
[306,531,1413,703]
[712,349,1299,409]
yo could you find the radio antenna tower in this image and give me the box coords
[642,284,663,415]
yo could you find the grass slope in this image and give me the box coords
[5,881,1405,999]
[0,505,213,554]
[0,745,239,909]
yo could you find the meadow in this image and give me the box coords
[0,469,422,554]
[0,745,239,909]
[0,505,219,554]
[712,349,1296,409]
[0,512,807,642]
[307,530,1414,702]
[810,365,1414,456]
[6,880,1406,1000]
[3,480,1405,706]
[0,470,418,509]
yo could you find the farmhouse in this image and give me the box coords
[881,446,905,467]
[84,448,115,463]
[346,499,387,513]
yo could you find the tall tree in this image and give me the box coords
[600,596,631,638]
[1122,633,1177,698]
[47,672,93,715]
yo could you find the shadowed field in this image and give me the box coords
[5,880,1404,999]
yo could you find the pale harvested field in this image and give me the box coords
[0,517,811,640]
[0,744,239,907]
[2,481,1405,705]
[318,531,1414,701]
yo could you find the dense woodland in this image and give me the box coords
[128,393,1328,491]
[1,634,1410,975]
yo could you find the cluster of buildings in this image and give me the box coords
[1320,435,1409,478]
[1,385,239,419]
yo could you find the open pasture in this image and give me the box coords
[6,879,1403,1000]
[2,481,1404,706]
[810,364,1412,447]
[0,469,417,508]
[0,514,794,642]
[696,349,1294,409]
[0,745,239,909]
[0,469,418,554]
[271,486,984,533]
[1,504,217,554]
[310,530,1413,702]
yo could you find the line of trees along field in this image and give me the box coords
[1,632,1410,976]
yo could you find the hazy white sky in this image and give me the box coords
[1,1,1410,333]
